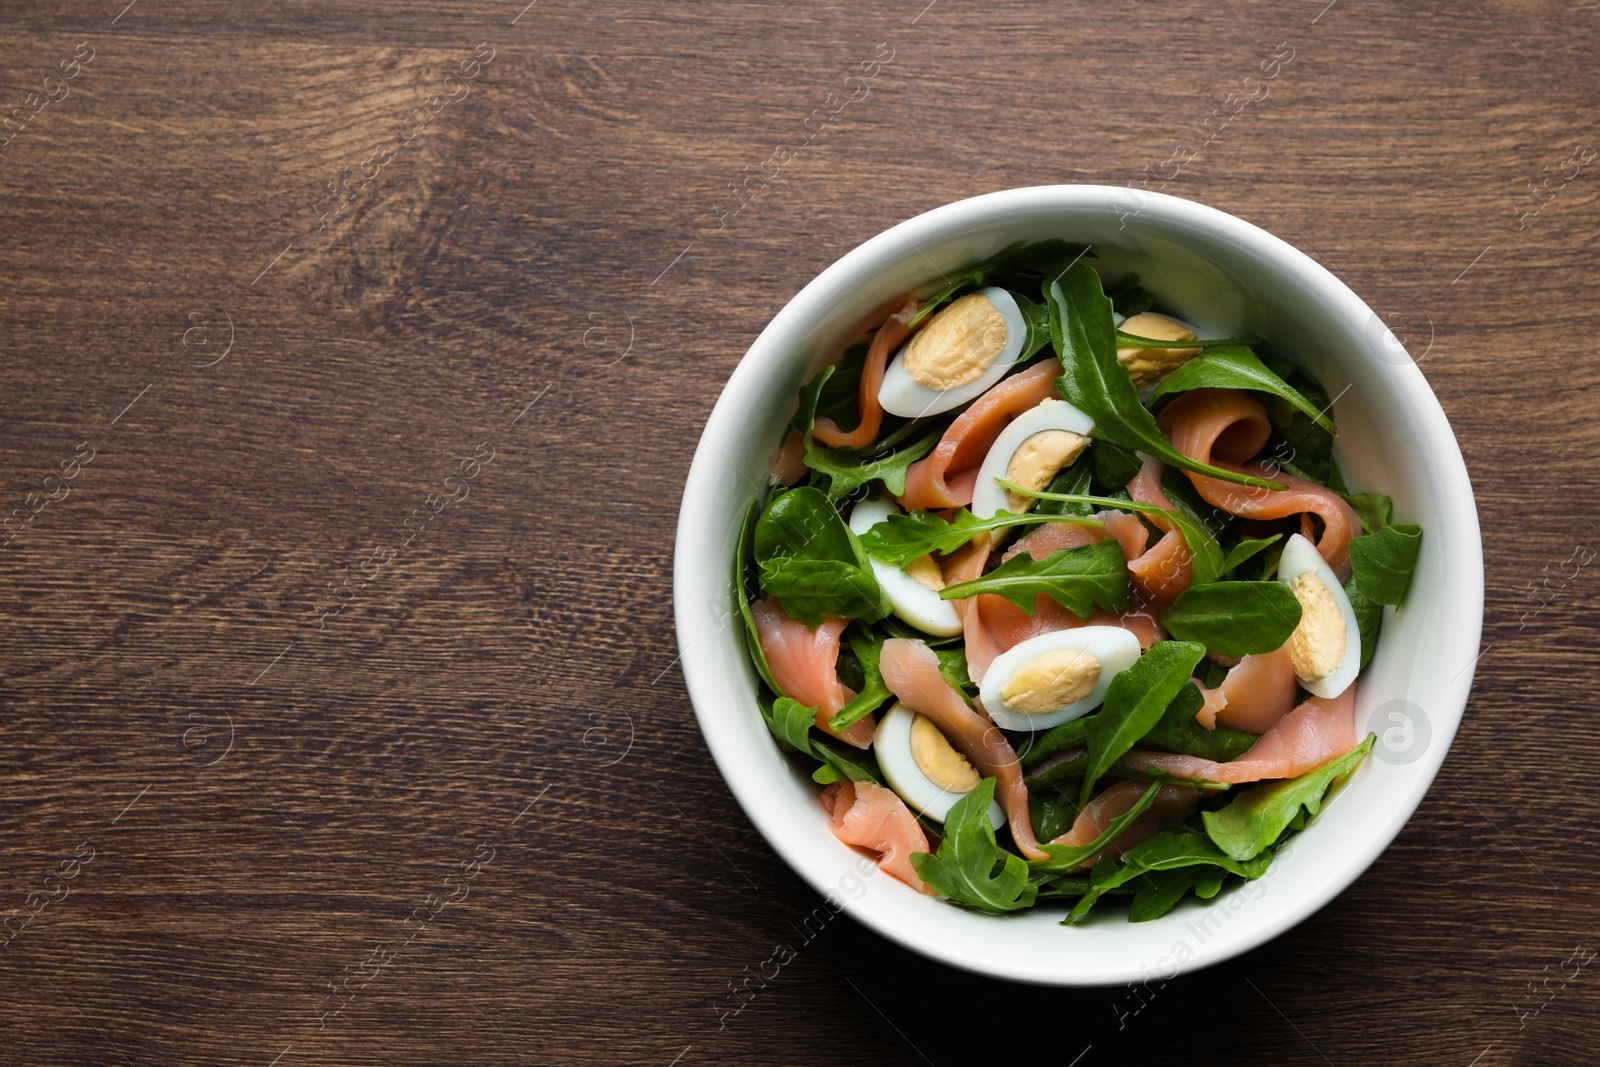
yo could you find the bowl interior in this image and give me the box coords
[674,186,1482,986]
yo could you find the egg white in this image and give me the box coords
[875,702,1005,827]
[849,495,962,637]
[969,398,1095,520]
[979,626,1142,731]
[877,287,1027,419]
[1276,533,1361,699]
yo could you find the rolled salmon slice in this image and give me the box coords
[1197,644,1298,733]
[812,297,921,451]
[820,780,932,893]
[750,597,876,748]
[1158,388,1360,577]
[878,637,1047,860]
[1122,688,1358,784]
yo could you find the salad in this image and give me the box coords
[736,243,1423,922]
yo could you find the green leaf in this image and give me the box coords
[1029,789,1081,843]
[1015,292,1052,359]
[1221,535,1282,576]
[1148,346,1336,434]
[1032,455,1096,520]
[1020,717,1089,771]
[736,499,782,694]
[1091,439,1144,492]
[1025,748,1088,792]
[910,779,1038,913]
[804,429,940,501]
[761,696,817,753]
[1202,734,1376,860]
[1106,273,1156,318]
[1067,827,1272,923]
[1115,331,1265,351]
[1159,582,1302,657]
[810,738,885,786]
[1048,262,1285,491]
[1160,465,1228,536]
[934,645,973,695]
[761,696,884,786]
[1032,781,1162,872]
[860,506,1101,566]
[758,559,888,628]
[1348,523,1423,606]
[1128,867,1211,922]
[1079,641,1208,807]
[828,625,893,731]
[1345,579,1382,671]
[940,538,1130,619]
[1345,492,1393,534]
[754,487,888,626]
[997,481,1226,587]
[1137,681,1259,762]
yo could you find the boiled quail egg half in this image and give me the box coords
[978,626,1143,731]
[877,288,1027,418]
[875,702,1005,828]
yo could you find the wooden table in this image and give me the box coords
[0,1,1592,1063]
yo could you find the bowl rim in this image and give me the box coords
[673,183,1484,985]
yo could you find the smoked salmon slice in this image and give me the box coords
[820,780,932,893]
[751,596,876,749]
[1125,457,1194,606]
[1121,688,1358,784]
[1197,644,1298,733]
[1158,388,1360,577]
[811,297,921,451]
[898,359,1063,511]
[878,637,1047,860]
[1049,779,1200,867]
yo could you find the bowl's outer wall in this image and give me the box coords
[673,186,1483,986]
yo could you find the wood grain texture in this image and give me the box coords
[0,0,1595,1063]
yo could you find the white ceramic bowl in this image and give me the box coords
[673,185,1482,986]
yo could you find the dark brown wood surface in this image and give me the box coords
[0,1,1594,1063]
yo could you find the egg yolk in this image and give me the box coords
[909,714,980,793]
[1000,648,1101,715]
[1287,571,1347,682]
[902,292,1008,391]
[1003,430,1088,513]
[1117,312,1201,388]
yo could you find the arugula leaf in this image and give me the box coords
[1029,789,1081,843]
[1067,827,1272,923]
[1048,262,1284,491]
[1137,681,1258,762]
[1015,292,1052,359]
[910,778,1038,913]
[1202,734,1376,860]
[760,696,885,786]
[761,695,816,753]
[1128,867,1212,922]
[934,645,973,695]
[1091,439,1144,491]
[940,538,1130,618]
[736,499,782,693]
[1159,581,1302,657]
[859,506,1101,565]
[1345,579,1382,671]
[1221,535,1282,576]
[754,487,888,626]
[1033,781,1163,872]
[1160,465,1228,537]
[1032,454,1096,521]
[1105,273,1156,318]
[810,739,886,786]
[1115,331,1266,352]
[828,625,893,731]
[759,559,887,628]
[1348,523,1423,606]
[1149,346,1337,434]
[805,430,940,501]
[1020,717,1089,771]
[792,352,864,436]
[1025,749,1088,792]
[1079,641,1208,807]
[998,481,1226,587]
[1345,492,1393,534]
